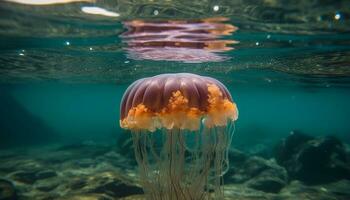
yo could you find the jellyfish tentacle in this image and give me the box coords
[223,120,235,175]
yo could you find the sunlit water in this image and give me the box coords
[0,0,350,199]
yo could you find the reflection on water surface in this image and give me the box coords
[0,0,349,83]
[121,18,238,63]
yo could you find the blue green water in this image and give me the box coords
[0,0,350,147]
[2,74,350,148]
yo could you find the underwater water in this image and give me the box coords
[0,0,350,199]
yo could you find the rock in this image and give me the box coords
[35,179,60,192]
[323,179,350,198]
[10,171,38,184]
[244,157,288,193]
[275,130,313,165]
[280,180,338,200]
[228,148,248,163]
[246,175,286,193]
[275,132,350,184]
[35,194,60,200]
[224,184,278,199]
[0,144,144,200]
[36,170,57,179]
[89,179,143,198]
[243,157,272,177]
[246,143,273,158]
[1,159,43,174]
[69,178,87,190]
[35,183,58,192]
[0,179,17,200]
[224,149,249,183]
[80,171,143,198]
[57,194,113,200]
[225,149,288,193]
[10,170,57,184]
[102,151,134,169]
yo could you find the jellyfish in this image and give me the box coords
[119,73,238,200]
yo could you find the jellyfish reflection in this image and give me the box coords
[120,73,238,199]
[121,18,238,63]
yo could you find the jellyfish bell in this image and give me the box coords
[119,73,238,200]
[120,73,238,131]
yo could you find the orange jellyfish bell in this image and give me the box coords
[120,73,238,131]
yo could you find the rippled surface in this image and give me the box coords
[120,18,238,63]
[0,0,350,84]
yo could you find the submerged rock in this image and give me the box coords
[68,178,87,190]
[36,170,57,179]
[2,141,350,200]
[89,180,143,198]
[57,194,113,200]
[279,179,350,200]
[280,180,337,200]
[0,179,17,200]
[225,149,288,193]
[244,157,288,193]
[10,170,57,184]
[246,171,287,193]
[275,131,313,164]
[10,171,38,184]
[324,179,350,198]
[79,171,143,198]
[224,183,279,200]
[275,131,350,184]
[35,178,60,192]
